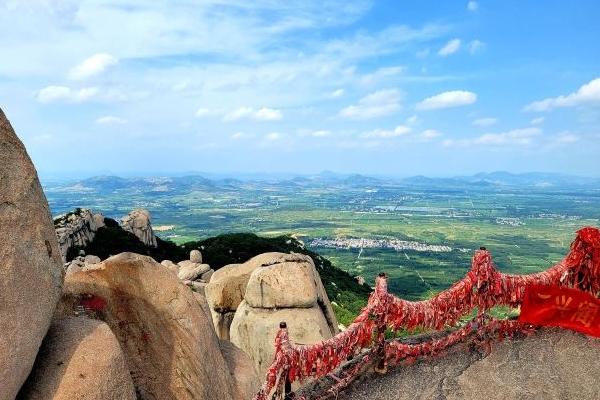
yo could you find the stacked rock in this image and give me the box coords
[205,252,339,377]
[161,249,214,294]
[64,250,102,275]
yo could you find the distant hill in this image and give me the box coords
[45,171,600,194]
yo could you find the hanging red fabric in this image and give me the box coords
[519,284,600,337]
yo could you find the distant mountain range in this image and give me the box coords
[43,171,600,194]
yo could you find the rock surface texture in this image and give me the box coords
[228,252,338,377]
[339,329,600,400]
[0,107,64,400]
[54,208,103,262]
[120,208,158,247]
[220,340,261,400]
[58,252,236,400]
[18,317,136,400]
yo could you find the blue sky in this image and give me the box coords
[1,0,599,178]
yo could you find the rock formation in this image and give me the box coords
[18,317,136,400]
[120,208,158,247]
[58,252,236,400]
[54,208,104,262]
[339,329,600,400]
[161,250,214,295]
[0,107,64,400]
[220,340,261,400]
[227,253,339,377]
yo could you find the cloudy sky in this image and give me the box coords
[1,0,599,177]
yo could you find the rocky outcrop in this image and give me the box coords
[220,340,261,400]
[120,208,158,247]
[161,250,214,296]
[339,329,600,400]
[232,301,335,377]
[18,317,136,400]
[228,253,338,377]
[58,252,236,400]
[54,208,104,262]
[0,107,64,400]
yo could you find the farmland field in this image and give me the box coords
[44,173,600,302]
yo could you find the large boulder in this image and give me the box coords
[120,208,157,247]
[58,252,236,400]
[0,107,64,400]
[340,329,600,400]
[54,208,100,262]
[231,301,335,377]
[18,317,136,400]
[206,253,320,340]
[220,340,261,400]
[244,253,319,308]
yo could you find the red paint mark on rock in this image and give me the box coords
[80,295,107,312]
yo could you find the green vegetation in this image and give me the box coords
[47,174,600,325]
[68,222,370,324]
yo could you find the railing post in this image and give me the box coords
[374,272,388,374]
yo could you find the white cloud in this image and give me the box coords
[421,129,442,139]
[530,116,545,125]
[472,117,497,127]
[524,77,600,112]
[444,127,542,147]
[554,132,579,144]
[468,40,485,54]
[231,132,255,140]
[254,107,283,121]
[330,88,345,98]
[309,130,332,137]
[406,115,419,125]
[438,39,461,56]
[265,132,282,141]
[467,1,479,12]
[339,89,401,119]
[96,115,126,125]
[416,90,477,110]
[360,66,405,85]
[361,125,411,138]
[223,107,282,121]
[36,85,98,103]
[69,53,118,80]
[195,108,212,118]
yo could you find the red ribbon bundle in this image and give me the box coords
[254,227,600,400]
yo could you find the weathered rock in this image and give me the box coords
[84,254,101,265]
[59,252,235,400]
[220,340,261,400]
[201,268,214,282]
[18,317,136,400]
[178,262,211,280]
[205,253,299,314]
[231,300,334,377]
[213,311,237,341]
[161,259,179,274]
[244,253,318,308]
[65,262,84,275]
[0,107,64,400]
[190,249,203,263]
[185,280,207,295]
[120,208,157,247]
[93,212,105,229]
[339,329,600,400]
[193,291,213,323]
[206,263,253,314]
[54,208,99,262]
